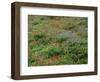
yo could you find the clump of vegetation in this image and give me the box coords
[56,32,68,43]
[33,34,45,40]
[45,47,64,58]
[28,15,88,66]
[67,42,87,64]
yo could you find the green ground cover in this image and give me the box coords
[28,15,88,66]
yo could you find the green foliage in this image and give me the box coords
[45,47,64,58]
[67,42,87,64]
[28,15,88,66]
[57,37,66,43]
[48,16,55,19]
[32,33,51,45]
[57,32,68,43]
[33,34,45,40]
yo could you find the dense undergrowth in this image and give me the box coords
[28,15,88,66]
